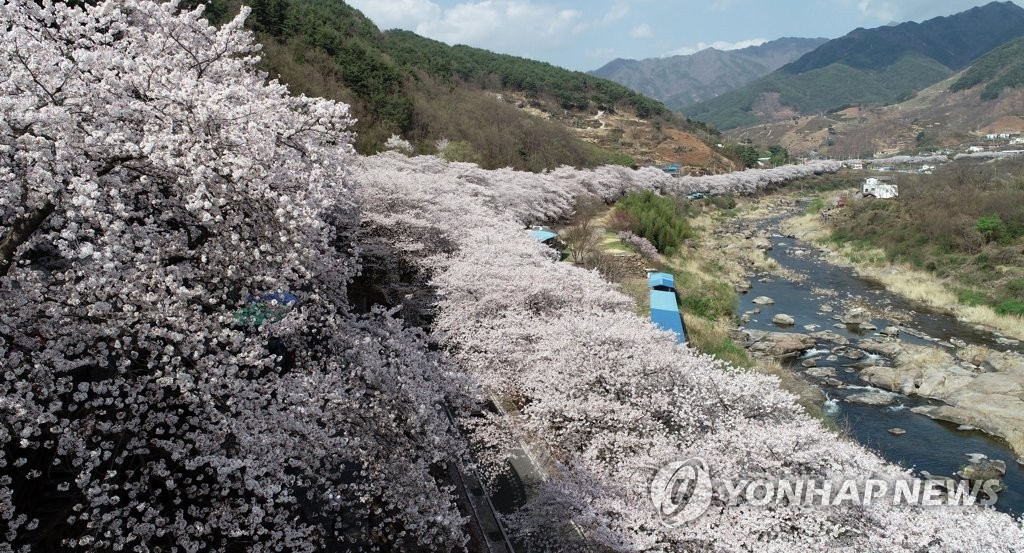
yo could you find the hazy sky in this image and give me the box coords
[345,0,1024,71]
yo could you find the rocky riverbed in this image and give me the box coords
[718,202,1024,515]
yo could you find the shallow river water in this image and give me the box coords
[737,213,1024,517]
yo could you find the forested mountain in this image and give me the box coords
[193,0,716,171]
[590,37,827,109]
[950,36,1024,100]
[685,1,1024,130]
[725,48,1024,160]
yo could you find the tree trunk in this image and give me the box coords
[0,200,56,276]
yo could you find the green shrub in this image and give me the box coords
[1006,278,1024,300]
[438,140,479,163]
[806,197,825,215]
[995,300,1024,317]
[976,215,1005,242]
[956,288,993,306]
[678,281,736,321]
[710,195,737,210]
[615,191,694,254]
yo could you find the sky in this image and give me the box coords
[345,0,1024,71]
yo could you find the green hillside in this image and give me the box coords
[193,0,710,171]
[684,1,1024,130]
[687,54,952,130]
[950,37,1024,100]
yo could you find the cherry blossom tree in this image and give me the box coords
[4,1,1021,550]
[955,150,1024,160]
[1,2,469,550]
[617,231,660,260]
[355,152,1024,552]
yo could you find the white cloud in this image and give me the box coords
[421,2,582,50]
[349,0,592,56]
[347,0,442,31]
[663,38,768,57]
[572,2,630,34]
[630,23,654,39]
[856,0,898,22]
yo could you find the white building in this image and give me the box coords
[863,177,898,199]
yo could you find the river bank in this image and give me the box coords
[782,195,1024,342]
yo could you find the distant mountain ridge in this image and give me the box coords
[590,37,828,109]
[724,48,1024,160]
[684,1,1024,130]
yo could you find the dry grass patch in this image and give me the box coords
[785,209,1024,340]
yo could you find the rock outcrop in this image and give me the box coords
[734,329,815,358]
[846,390,898,406]
[859,343,1024,458]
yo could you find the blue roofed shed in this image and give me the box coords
[648,272,675,291]
[649,289,686,343]
[530,229,559,243]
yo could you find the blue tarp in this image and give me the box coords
[249,291,300,306]
[650,290,686,343]
[530,229,558,242]
[647,272,675,291]
[234,291,300,327]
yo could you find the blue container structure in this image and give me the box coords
[648,272,687,343]
[529,229,559,243]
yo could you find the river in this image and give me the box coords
[736,210,1024,517]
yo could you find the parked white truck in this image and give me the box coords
[862,177,898,199]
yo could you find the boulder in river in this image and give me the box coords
[881,326,901,337]
[888,428,907,436]
[805,367,837,379]
[773,314,796,326]
[810,331,850,346]
[857,339,903,357]
[752,296,775,305]
[957,456,1006,481]
[734,329,815,359]
[840,307,871,325]
[803,324,820,331]
[842,348,866,360]
[846,390,898,406]
[820,304,834,313]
